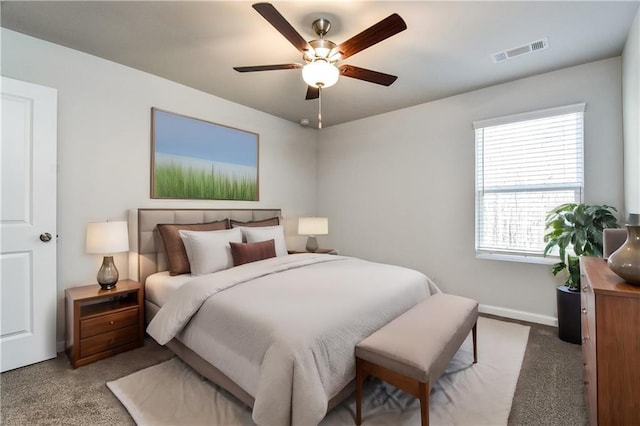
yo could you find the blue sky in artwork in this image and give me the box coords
[153,110,257,167]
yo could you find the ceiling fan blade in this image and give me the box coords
[339,65,398,86]
[336,13,407,60]
[305,86,319,100]
[252,3,310,53]
[234,64,302,72]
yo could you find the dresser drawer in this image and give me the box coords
[79,324,138,358]
[80,307,139,339]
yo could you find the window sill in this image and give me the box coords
[476,252,558,265]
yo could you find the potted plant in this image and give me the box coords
[543,203,620,343]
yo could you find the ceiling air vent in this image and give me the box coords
[491,38,549,63]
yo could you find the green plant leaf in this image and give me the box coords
[566,256,581,290]
[543,203,620,287]
[551,262,566,276]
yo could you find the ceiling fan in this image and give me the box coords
[234,2,407,128]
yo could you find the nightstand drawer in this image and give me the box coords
[80,324,138,358]
[80,307,139,338]
[66,280,144,368]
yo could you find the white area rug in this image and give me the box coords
[107,317,529,425]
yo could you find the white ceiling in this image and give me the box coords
[2,1,638,127]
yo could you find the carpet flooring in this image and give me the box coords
[1,316,587,425]
[506,317,588,425]
[106,317,528,425]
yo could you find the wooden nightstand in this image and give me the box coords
[65,280,144,368]
[288,248,339,255]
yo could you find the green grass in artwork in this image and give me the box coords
[154,164,257,200]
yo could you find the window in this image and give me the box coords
[474,103,585,261]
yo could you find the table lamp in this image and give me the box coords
[298,217,328,252]
[86,221,129,290]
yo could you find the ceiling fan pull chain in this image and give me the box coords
[318,85,323,129]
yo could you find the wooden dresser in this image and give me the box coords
[580,257,640,425]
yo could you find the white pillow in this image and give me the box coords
[238,225,288,257]
[179,228,242,276]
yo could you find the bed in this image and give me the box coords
[129,208,437,425]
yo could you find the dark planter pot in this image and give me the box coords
[557,285,581,344]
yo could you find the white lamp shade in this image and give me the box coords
[302,60,339,88]
[86,221,129,254]
[298,217,328,236]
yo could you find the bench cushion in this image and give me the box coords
[355,293,478,383]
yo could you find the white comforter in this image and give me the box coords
[147,254,436,426]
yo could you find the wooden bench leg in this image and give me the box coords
[472,321,478,364]
[355,357,365,425]
[419,380,430,426]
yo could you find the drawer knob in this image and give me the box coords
[581,308,587,314]
[109,320,115,325]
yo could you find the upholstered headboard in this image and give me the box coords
[128,208,282,284]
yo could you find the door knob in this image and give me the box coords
[39,233,52,242]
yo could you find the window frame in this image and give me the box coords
[473,103,586,263]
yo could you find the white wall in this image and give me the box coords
[623,9,640,215]
[1,24,630,344]
[1,29,318,346]
[317,58,624,324]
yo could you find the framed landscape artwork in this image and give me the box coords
[151,108,259,200]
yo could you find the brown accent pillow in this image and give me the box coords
[230,239,276,266]
[230,217,279,228]
[157,220,229,275]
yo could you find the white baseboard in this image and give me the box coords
[57,340,65,353]
[479,304,557,327]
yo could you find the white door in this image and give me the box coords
[1,77,57,372]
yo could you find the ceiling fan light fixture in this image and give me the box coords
[308,39,337,59]
[302,60,339,88]
[315,46,331,58]
[327,50,342,61]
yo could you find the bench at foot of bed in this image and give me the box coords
[355,293,479,426]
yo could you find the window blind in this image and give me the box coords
[474,103,585,258]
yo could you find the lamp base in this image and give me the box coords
[305,236,319,252]
[99,282,117,291]
[97,255,119,290]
